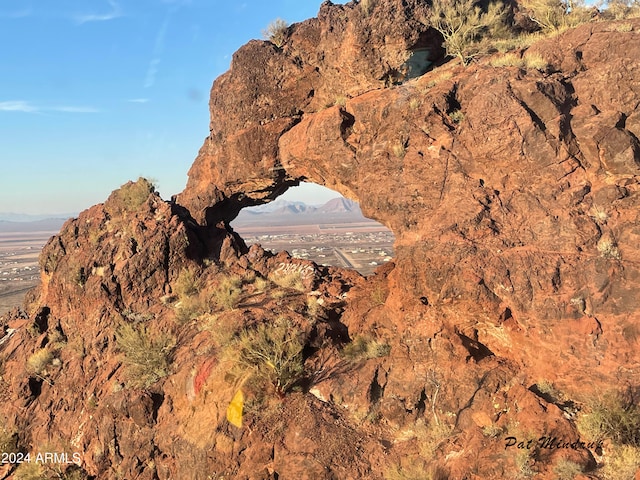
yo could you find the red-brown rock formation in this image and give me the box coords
[2,1,640,479]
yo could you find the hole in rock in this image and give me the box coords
[231,183,394,276]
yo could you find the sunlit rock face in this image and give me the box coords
[176,0,441,225]
[176,1,640,473]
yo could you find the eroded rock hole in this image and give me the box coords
[231,183,394,276]
[28,377,43,398]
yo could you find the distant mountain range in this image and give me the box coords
[0,212,76,223]
[0,198,373,233]
[233,197,375,227]
[0,217,68,233]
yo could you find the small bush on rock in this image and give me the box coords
[175,294,209,323]
[342,335,391,360]
[0,423,17,454]
[523,0,592,32]
[553,459,584,480]
[428,0,506,65]
[212,275,243,310]
[602,0,640,19]
[232,317,305,395]
[13,462,45,480]
[106,177,155,216]
[175,268,201,299]
[577,391,640,447]
[269,270,306,292]
[26,348,53,375]
[116,323,175,388]
[262,18,288,48]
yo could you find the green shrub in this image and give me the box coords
[342,335,391,360]
[175,268,201,299]
[577,392,640,447]
[212,275,243,310]
[116,323,175,388]
[360,0,377,15]
[524,0,592,32]
[233,317,305,395]
[27,348,53,375]
[428,0,506,65]
[13,462,45,480]
[106,177,155,216]
[262,18,288,48]
[554,459,584,480]
[0,423,17,454]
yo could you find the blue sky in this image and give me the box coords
[0,0,341,216]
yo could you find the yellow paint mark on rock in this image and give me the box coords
[226,390,244,428]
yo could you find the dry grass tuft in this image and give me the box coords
[212,275,243,310]
[599,444,640,480]
[360,0,377,16]
[175,294,209,323]
[269,270,306,292]
[175,268,200,299]
[490,33,541,53]
[597,234,621,259]
[490,52,524,67]
[0,423,17,454]
[449,109,465,123]
[523,53,547,70]
[342,335,391,360]
[13,462,45,480]
[384,462,433,480]
[392,143,407,158]
[553,459,584,480]
[27,348,54,375]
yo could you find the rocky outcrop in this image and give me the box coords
[177,0,442,224]
[0,179,365,479]
[2,1,640,479]
[178,2,640,476]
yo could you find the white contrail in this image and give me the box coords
[0,101,99,114]
[75,0,122,25]
[144,13,171,88]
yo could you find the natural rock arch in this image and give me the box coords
[230,182,395,275]
[176,1,640,324]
